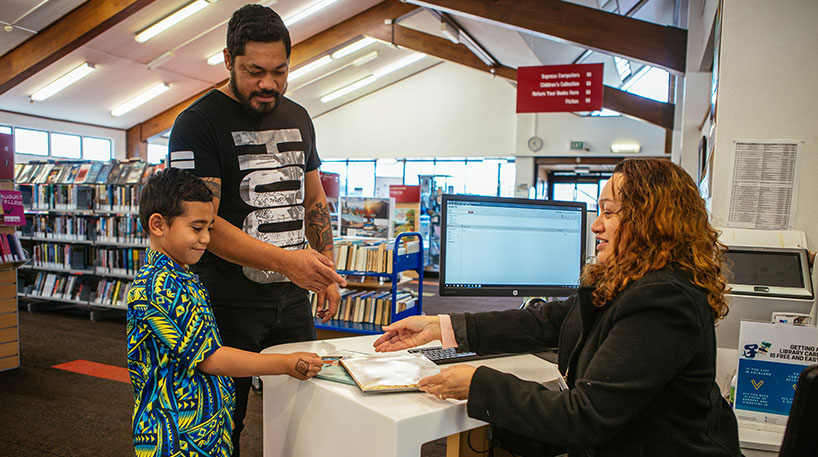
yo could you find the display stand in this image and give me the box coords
[0,178,29,371]
[315,231,423,335]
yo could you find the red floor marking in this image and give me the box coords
[52,359,130,384]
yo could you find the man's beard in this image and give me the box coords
[229,68,282,117]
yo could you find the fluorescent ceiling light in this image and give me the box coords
[135,0,210,43]
[373,53,426,78]
[111,83,170,117]
[284,0,337,27]
[289,55,332,81]
[351,51,378,67]
[320,53,426,103]
[331,37,376,60]
[30,62,95,102]
[207,51,224,66]
[610,143,641,154]
[320,75,377,103]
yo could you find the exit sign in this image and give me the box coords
[570,141,585,150]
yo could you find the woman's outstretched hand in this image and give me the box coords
[373,316,442,352]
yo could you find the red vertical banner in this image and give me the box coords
[320,171,340,198]
[516,63,604,113]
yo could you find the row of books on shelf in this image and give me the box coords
[0,232,26,264]
[96,185,142,213]
[21,214,147,245]
[96,215,145,244]
[30,243,93,270]
[21,184,93,211]
[311,288,416,326]
[24,272,90,303]
[28,243,147,275]
[20,272,131,307]
[16,160,161,186]
[96,247,146,277]
[27,214,95,240]
[21,183,143,213]
[333,237,421,273]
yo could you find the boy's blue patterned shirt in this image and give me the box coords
[127,249,235,457]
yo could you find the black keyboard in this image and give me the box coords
[409,346,511,365]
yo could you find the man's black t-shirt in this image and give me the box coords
[168,90,321,307]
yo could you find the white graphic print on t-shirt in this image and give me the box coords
[233,129,306,284]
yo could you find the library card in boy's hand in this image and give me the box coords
[340,353,440,393]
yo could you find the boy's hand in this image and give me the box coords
[284,352,323,380]
[283,250,347,292]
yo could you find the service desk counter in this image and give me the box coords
[260,334,561,457]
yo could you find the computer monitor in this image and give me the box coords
[439,194,587,297]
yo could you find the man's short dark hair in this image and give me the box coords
[139,168,213,232]
[226,4,291,60]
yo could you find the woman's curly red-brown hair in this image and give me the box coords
[581,158,729,321]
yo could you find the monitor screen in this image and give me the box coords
[439,194,587,297]
[723,246,812,298]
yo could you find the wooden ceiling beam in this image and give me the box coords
[405,0,687,74]
[366,23,518,80]
[0,0,156,96]
[369,24,674,129]
[131,0,419,143]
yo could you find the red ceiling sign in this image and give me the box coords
[516,63,604,113]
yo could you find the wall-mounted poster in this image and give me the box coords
[340,197,393,239]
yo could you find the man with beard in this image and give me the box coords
[167,5,346,455]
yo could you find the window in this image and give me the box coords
[50,132,82,159]
[624,66,669,103]
[82,137,112,161]
[464,159,499,196]
[404,160,435,186]
[14,127,49,156]
[0,126,11,135]
[147,143,168,164]
[345,161,375,196]
[375,159,404,179]
[435,160,465,194]
[499,160,516,197]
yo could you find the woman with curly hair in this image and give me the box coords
[374,158,741,457]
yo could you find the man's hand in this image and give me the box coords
[315,283,341,322]
[373,316,442,352]
[282,249,347,292]
[418,365,477,400]
[283,352,323,380]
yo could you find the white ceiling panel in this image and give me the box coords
[2,46,211,129]
[0,0,86,56]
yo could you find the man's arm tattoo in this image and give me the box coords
[306,202,333,252]
[201,177,221,199]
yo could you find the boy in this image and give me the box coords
[126,168,323,457]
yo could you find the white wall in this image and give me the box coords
[514,112,667,157]
[0,110,126,162]
[312,62,517,159]
[707,0,818,247]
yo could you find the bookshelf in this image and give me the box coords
[313,231,424,336]
[15,159,156,318]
